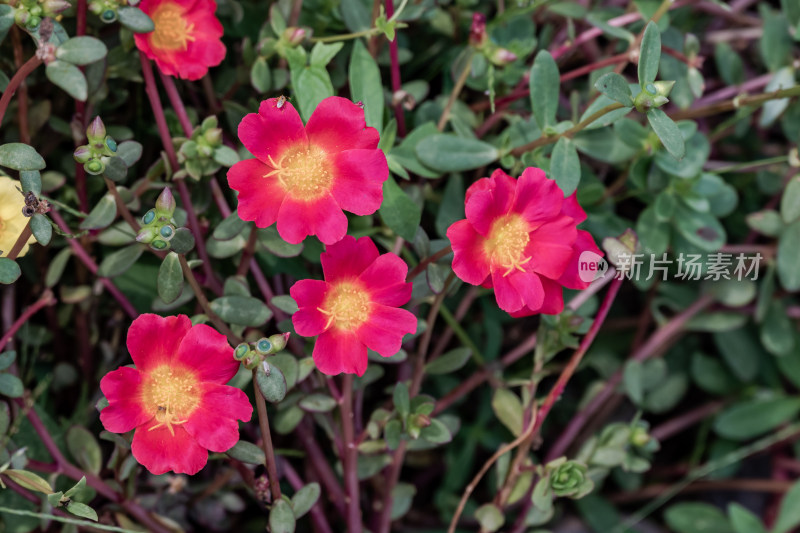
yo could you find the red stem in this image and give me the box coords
[0,55,43,128]
[159,72,194,136]
[0,290,55,351]
[384,0,405,136]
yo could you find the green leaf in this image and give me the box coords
[664,502,733,533]
[97,244,143,278]
[46,61,88,101]
[434,175,464,238]
[0,143,46,171]
[117,6,155,33]
[713,396,800,440]
[747,210,783,237]
[0,373,23,398]
[291,482,320,519]
[415,134,498,172]
[56,36,108,65]
[256,361,287,403]
[673,205,725,252]
[714,43,744,86]
[727,503,766,533]
[0,5,13,45]
[65,502,98,521]
[393,382,410,417]
[0,351,16,371]
[226,440,265,465]
[781,176,800,223]
[213,212,247,240]
[529,50,560,128]
[341,0,371,32]
[30,214,52,246]
[623,360,644,404]
[778,220,800,291]
[170,227,195,255]
[713,328,762,381]
[0,258,21,284]
[4,470,53,494]
[761,300,795,356]
[79,194,117,230]
[268,498,296,533]
[390,483,416,520]
[349,40,383,132]
[773,479,800,533]
[65,426,102,475]
[309,41,344,67]
[594,72,633,106]
[299,394,336,413]
[761,8,792,72]
[550,137,581,196]
[116,141,143,167]
[294,66,334,122]
[210,295,272,327]
[378,176,421,241]
[271,295,298,315]
[213,145,239,167]
[638,21,661,86]
[103,155,128,183]
[475,503,505,533]
[19,170,41,195]
[419,418,452,444]
[647,108,685,160]
[251,58,272,93]
[157,252,184,304]
[424,347,471,375]
[492,387,523,437]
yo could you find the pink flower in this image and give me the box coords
[290,236,417,376]
[447,167,602,316]
[227,96,388,245]
[99,314,252,475]
[134,0,226,81]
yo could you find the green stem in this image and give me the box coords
[709,155,790,174]
[437,53,474,131]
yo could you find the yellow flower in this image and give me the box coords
[0,176,35,258]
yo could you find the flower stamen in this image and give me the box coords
[140,366,199,435]
[263,145,332,201]
[316,281,371,331]
[484,214,532,277]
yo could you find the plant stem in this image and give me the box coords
[0,55,42,128]
[281,459,334,533]
[253,369,282,502]
[6,221,31,260]
[385,0,405,136]
[340,374,362,532]
[437,55,473,131]
[672,84,800,121]
[103,177,141,232]
[405,245,452,282]
[708,155,789,174]
[159,72,194,136]
[177,254,238,345]
[313,28,378,43]
[0,290,55,351]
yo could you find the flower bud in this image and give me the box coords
[155,187,176,216]
[630,426,651,447]
[255,337,272,355]
[104,135,118,153]
[203,128,222,147]
[87,116,106,142]
[151,239,168,250]
[30,5,43,17]
[101,9,117,22]
[136,226,157,244]
[73,145,92,163]
[548,459,593,499]
[42,0,71,16]
[489,47,517,66]
[412,413,431,428]
[653,80,675,98]
[234,343,250,361]
[282,27,306,47]
[201,115,218,132]
[84,159,105,175]
[14,10,29,27]
[469,13,487,48]
[244,355,260,370]
[26,15,41,29]
[268,332,290,353]
[158,224,176,241]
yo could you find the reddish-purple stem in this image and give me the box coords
[0,55,42,128]
[384,0,405,136]
[0,290,55,351]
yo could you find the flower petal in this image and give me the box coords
[276,193,348,245]
[306,97,380,153]
[321,235,380,281]
[184,383,252,452]
[330,149,388,216]
[358,253,411,306]
[99,367,152,434]
[513,167,563,225]
[291,280,331,337]
[447,220,490,286]
[313,330,368,376]
[126,314,191,373]
[131,422,208,475]
[537,277,565,315]
[491,270,525,313]
[173,323,239,384]
[525,216,578,279]
[356,305,417,357]
[227,158,286,228]
[465,172,516,235]
[560,193,587,224]
[558,230,603,290]
[507,270,545,312]
[238,99,307,164]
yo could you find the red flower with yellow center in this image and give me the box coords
[290,236,417,376]
[99,314,252,475]
[134,0,226,80]
[447,167,602,316]
[227,97,388,245]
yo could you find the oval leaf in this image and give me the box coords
[157,252,184,304]
[0,143,45,171]
[415,134,498,172]
[97,244,143,278]
[56,36,108,65]
[713,397,800,440]
[210,295,272,327]
[256,362,287,403]
[46,60,88,101]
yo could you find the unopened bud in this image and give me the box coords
[282,27,306,47]
[268,332,290,352]
[104,135,117,153]
[136,226,157,244]
[26,15,41,29]
[234,343,250,361]
[469,13,487,47]
[84,159,105,175]
[155,187,176,215]
[203,128,222,146]
[42,0,71,16]
[255,337,272,355]
[413,413,431,428]
[631,427,651,447]
[73,145,91,163]
[489,47,517,66]
[151,239,168,250]
[87,116,106,141]
[100,9,117,22]
[653,80,675,98]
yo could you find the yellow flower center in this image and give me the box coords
[318,281,371,331]
[265,144,332,201]
[140,365,200,436]
[484,214,532,276]
[149,3,195,51]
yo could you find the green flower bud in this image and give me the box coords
[255,337,272,355]
[267,332,290,353]
[84,159,105,175]
[243,355,260,370]
[42,0,71,16]
[14,10,29,27]
[135,226,157,244]
[26,15,41,29]
[630,426,651,448]
[234,343,250,361]
[154,187,176,216]
[73,145,92,164]
[203,128,222,147]
[142,208,156,226]
[151,239,168,250]
[281,27,307,47]
[547,459,593,499]
[101,9,117,22]
[105,136,118,153]
[87,116,106,142]
[159,224,175,241]
[200,116,218,132]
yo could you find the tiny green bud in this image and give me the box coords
[73,145,92,163]
[268,332,290,353]
[151,239,168,250]
[159,224,175,241]
[101,9,117,22]
[244,355,260,370]
[281,27,307,47]
[105,136,118,153]
[135,226,156,244]
[26,15,41,29]
[645,83,657,95]
[155,187,176,215]
[87,116,106,141]
[255,337,272,355]
[234,343,250,361]
[42,0,71,16]
[203,128,222,146]
[84,159,105,175]
[200,116,218,132]
[413,413,431,428]
[14,10,29,26]
[631,426,651,447]
[142,209,156,225]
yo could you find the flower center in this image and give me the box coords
[317,281,371,331]
[484,214,532,276]
[264,144,332,201]
[140,365,200,436]
[149,3,195,51]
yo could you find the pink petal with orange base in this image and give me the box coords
[126,314,191,372]
[131,422,208,475]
